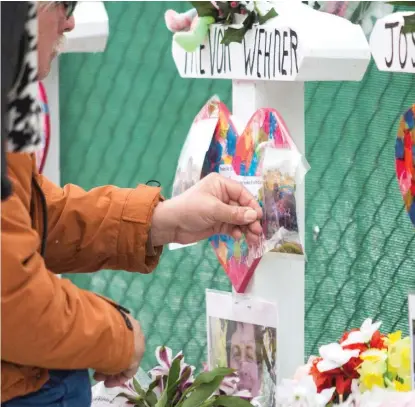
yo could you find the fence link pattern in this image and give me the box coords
[59,1,415,371]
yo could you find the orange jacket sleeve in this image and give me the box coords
[38,174,164,274]
[1,172,135,373]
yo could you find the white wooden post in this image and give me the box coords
[41,1,109,185]
[172,1,370,382]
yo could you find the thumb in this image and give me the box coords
[213,202,259,225]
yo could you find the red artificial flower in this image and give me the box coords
[370,330,387,350]
[342,356,362,378]
[310,358,332,392]
[339,329,359,344]
[310,355,359,399]
[335,374,353,396]
[340,329,368,353]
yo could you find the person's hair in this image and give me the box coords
[225,320,263,368]
[37,2,55,11]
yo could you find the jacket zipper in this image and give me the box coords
[31,177,48,257]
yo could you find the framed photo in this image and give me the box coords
[206,289,278,406]
[408,292,415,390]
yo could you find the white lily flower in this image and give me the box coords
[317,343,360,372]
[341,319,382,347]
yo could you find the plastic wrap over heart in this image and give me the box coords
[201,101,308,292]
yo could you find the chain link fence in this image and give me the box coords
[59,1,415,372]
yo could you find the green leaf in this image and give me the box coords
[167,357,182,388]
[403,12,415,33]
[243,10,256,30]
[155,388,168,407]
[145,389,158,407]
[148,379,160,393]
[258,8,278,25]
[213,395,254,407]
[181,377,223,407]
[133,377,147,398]
[387,1,415,7]
[221,26,248,45]
[166,357,182,399]
[349,1,372,24]
[155,356,183,407]
[190,1,219,19]
[117,392,149,407]
[192,368,235,386]
[116,392,141,402]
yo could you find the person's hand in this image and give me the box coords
[93,314,145,388]
[150,173,263,247]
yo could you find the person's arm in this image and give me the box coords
[38,173,163,274]
[1,173,135,373]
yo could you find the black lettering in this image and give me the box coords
[227,45,232,72]
[184,52,188,74]
[273,29,281,76]
[281,30,289,75]
[257,28,264,78]
[243,29,258,75]
[199,45,205,74]
[264,30,271,79]
[385,22,399,67]
[290,29,299,75]
[411,33,415,67]
[217,30,224,73]
[399,26,408,68]
[208,28,217,75]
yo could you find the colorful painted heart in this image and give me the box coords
[395,104,415,227]
[202,102,301,292]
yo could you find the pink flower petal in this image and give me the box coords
[156,346,172,368]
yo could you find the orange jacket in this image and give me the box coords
[1,153,163,402]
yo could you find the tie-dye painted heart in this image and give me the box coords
[395,104,415,227]
[202,103,297,292]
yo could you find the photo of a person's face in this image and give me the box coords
[229,322,261,396]
[208,316,277,405]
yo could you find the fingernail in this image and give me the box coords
[243,208,257,223]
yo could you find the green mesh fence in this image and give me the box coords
[59,1,415,372]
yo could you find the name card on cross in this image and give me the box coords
[173,24,300,81]
[370,12,415,73]
[172,12,370,82]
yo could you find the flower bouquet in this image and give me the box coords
[275,318,415,407]
[92,346,260,407]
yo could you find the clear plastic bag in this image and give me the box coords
[261,147,308,257]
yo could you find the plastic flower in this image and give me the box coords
[276,375,335,407]
[340,319,382,347]
[293,356,318,381]
[149,346,195,391]
[317,343,360,372]
[387,334,411,380]
[386,376,412,392]
[201,363,252,398]
[150,346,177,378]
[358,352,387,392]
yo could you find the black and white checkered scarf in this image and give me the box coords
[1,1,42,199]
[6,1,42,153]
